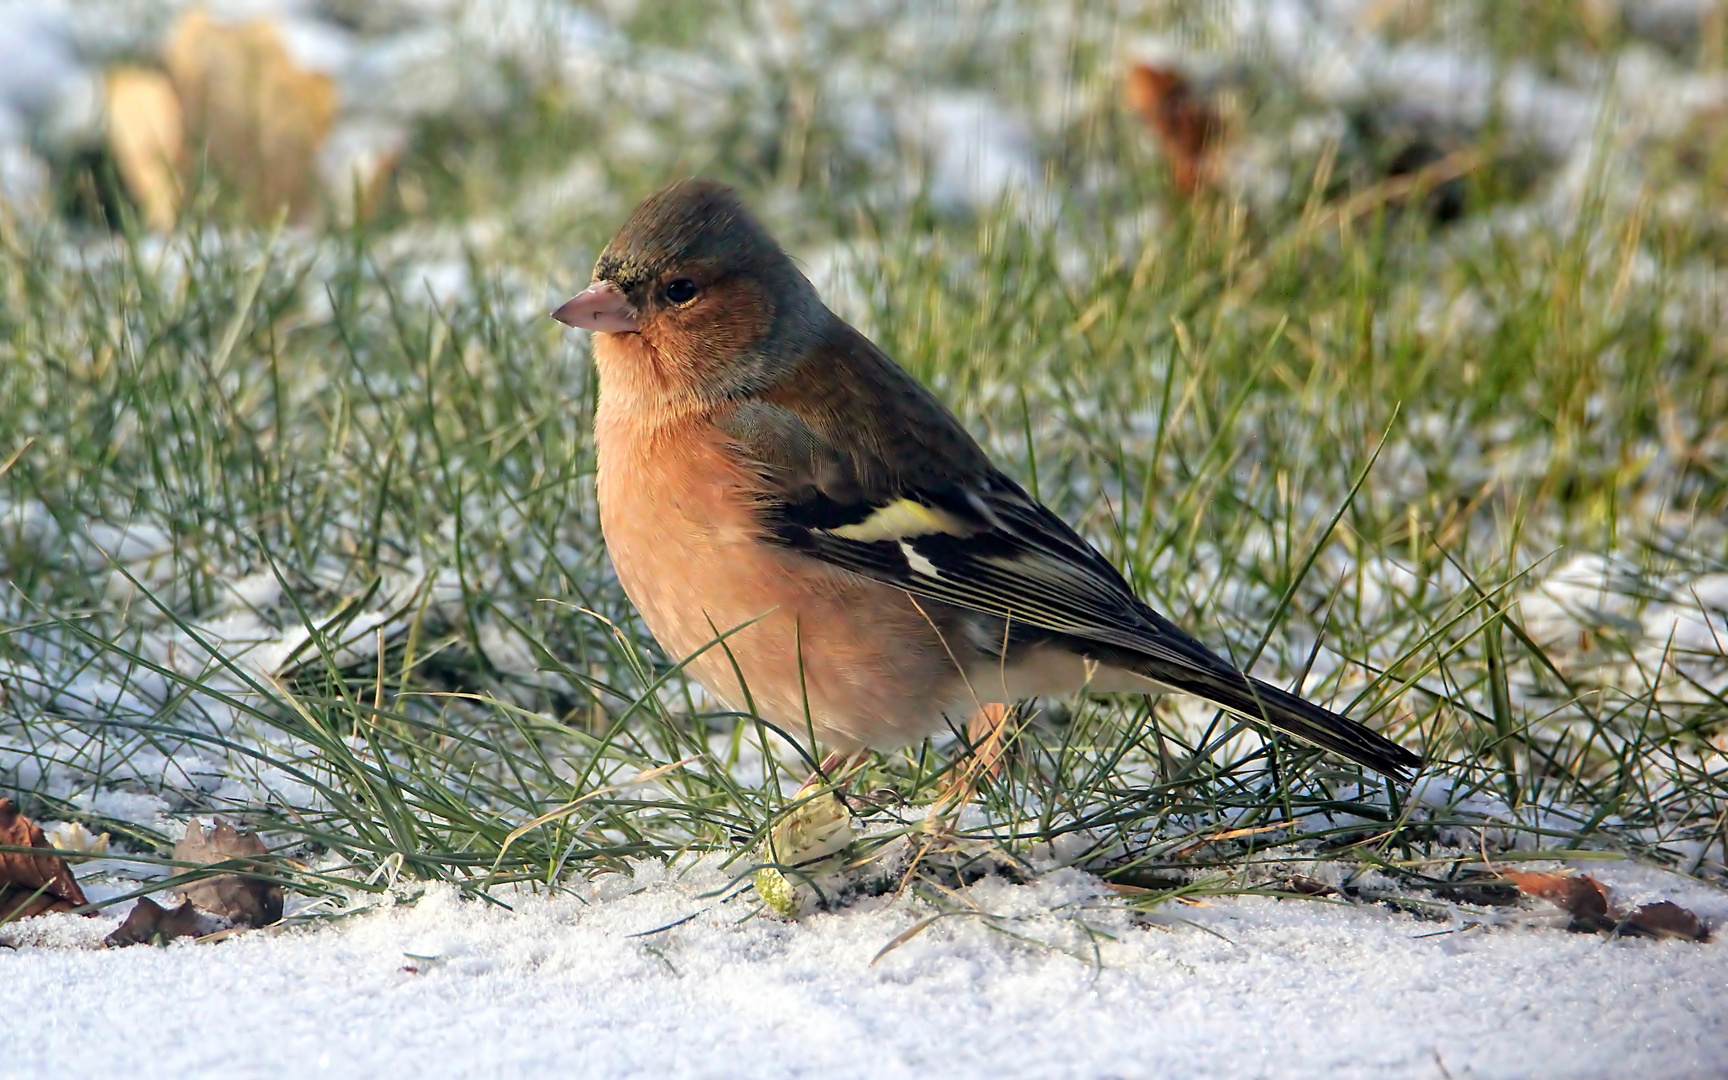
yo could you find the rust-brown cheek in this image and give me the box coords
[643,277,776,382]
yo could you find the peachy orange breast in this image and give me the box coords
[593,407,969,750]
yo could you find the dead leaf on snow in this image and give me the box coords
[1504,870,1709,940]
[1622,901,1710,942]
[0,797,92,922]
[174,818,283,928]
[1125,61,1223,197]
[1502,870,1613,931]
[104,66,185,231]
[164,9,338,223]
[104,896,203,948]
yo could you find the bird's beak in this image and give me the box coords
[551,281,640,332]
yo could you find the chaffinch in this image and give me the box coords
[554,179,1419,780]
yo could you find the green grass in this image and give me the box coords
[2,0,1725,919]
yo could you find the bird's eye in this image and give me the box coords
[665,278,698,305]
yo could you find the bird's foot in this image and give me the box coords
[925,702,1015,826]
[892,703,1020,888]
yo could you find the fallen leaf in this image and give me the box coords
[1125,62,1223,197]
[1503,870,1613,932]
[104,896,203,948]
[1622,901,1710,942]
[1504,870,1708,941]
[104,66,185,231]
[164,9,338,223]
[0,797,91,922]
[1357,0,1436,36]
[174,818,283,928]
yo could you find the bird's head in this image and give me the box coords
[554,179,826,401]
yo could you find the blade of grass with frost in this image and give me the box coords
[516,611,790,848]
[265,577,452,868]
[1342,578,1529,727]
[52,564,618,883]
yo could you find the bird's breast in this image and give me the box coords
[595,408,764,638]
[592,398,971,749]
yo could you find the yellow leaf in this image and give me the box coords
[104,66,184,231]
[164,9,338,223]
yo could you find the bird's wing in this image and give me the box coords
[715,324,1420,778]
[715,337,1240,682]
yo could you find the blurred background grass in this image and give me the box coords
[1,0,1725,917]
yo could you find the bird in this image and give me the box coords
[553,178,1421,792]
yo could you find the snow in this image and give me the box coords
[899,90,1041,213]
[3,857,1724,1079]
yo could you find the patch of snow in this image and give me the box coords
[1517,554,1645,647]
[216,571,284,614]
[0,138,49,210]
[72,787,173,830]
[2,859,1723,1079]
[1638,577,1728,694]
[0,5,83,121]
[475,620,539,677]
[317,117,409,217]
[898,91,1041,213]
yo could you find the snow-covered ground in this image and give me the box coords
[5,857,1725,1079]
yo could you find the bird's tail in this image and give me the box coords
[1138,659,1421,780]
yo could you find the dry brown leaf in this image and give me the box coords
[1357,0,1436,36]
[1576,0,1622,45]
[1125,62,1223,197]
[104,66,185,231]
[1503,870,1613,931]
[1622,901,1710,942]
[104,896,202,948]
[174,818,283,928]
[0,797,91,922]
[1505,870,1708,940]
[164,9,338,223]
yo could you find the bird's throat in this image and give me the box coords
[590,330,713,431]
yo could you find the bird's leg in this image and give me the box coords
[926,702,1015,826]
[888,703,1019,895]
[798,748,868,796]
[966,702,1015,781]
